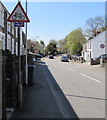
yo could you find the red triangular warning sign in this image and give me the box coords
[7,2,30,22]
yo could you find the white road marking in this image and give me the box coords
[55,59,76,72]
[54,60,65,67]
[81,73,101,83]
[67,67,76,72]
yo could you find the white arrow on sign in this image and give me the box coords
[7,2,30,22]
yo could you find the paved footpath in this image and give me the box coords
[10,61,78,119]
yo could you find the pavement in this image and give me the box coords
[10,60,79,119]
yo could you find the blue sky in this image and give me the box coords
[3,2,105,45]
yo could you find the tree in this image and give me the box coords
[27,39,40,53]
[69,42,83,56]
[40,40,45,46]
[45,40,58,55]
[84,16,105,39]
[58,38,67,54]
[66,28,86,55]
[40,40,45,54]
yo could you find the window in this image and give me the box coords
[0,8,4,28]
[7,13,11,33]
[0,31,5,50]
[12,27,14,35]
[16,28,18,38]
[7,34,11,51]
[12,38,14,54]
[16,42,18,55]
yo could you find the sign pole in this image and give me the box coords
[18,27,22,108]
[7,0,30,109]
[25,0,28,85]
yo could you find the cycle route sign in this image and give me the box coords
[13,22,24,27]
[7,2,30,22]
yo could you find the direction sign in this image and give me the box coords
[100,44,105,49]
[7,2,30,22]
[13,22,24,27]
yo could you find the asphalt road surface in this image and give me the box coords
[42,56,106,118]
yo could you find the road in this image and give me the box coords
[42,56,105,118]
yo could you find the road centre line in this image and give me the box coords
[67,67,76,72]
[55,59,76,72]
[81,73,101,83]
[54,60,65,67]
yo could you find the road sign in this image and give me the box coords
[100,44,105,49]
[13,22,24,27]
[7,2,30,22]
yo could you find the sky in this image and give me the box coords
[3,1,105,45]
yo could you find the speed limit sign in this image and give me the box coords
[100,44,105,49]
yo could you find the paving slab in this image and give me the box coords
[10,62,64,119]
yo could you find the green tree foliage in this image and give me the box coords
[45,40,58,55]
[66,28,86,55]
[69,42,83,56]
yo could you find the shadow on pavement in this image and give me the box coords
[10,60,79,119]
[38,60,79,119]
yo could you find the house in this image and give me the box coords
[82,31,106,61]
[0,1,26,55]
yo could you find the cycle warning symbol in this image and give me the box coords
[7,2,30,22]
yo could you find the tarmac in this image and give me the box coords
[10,60,79,119]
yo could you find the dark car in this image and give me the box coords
[35,54,43,58]
[95,54,107,60]
[92,54,107,64]
[72,55,79,61]
[61,56,69,62]
[49,55,54,59]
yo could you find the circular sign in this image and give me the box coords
[100,44,105,49]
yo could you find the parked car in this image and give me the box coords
[71,55,79,61]
[95,54,107,60]
[78,56,85,63]
[61,56,69,62]
[35,54,43,58]
[92,54,107,65]
[49,55,54,59]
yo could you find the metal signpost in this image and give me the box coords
[25,0,28,85]
[7,1,30,108]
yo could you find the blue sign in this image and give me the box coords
[13,22,24,27]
